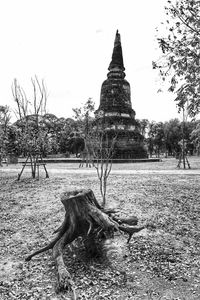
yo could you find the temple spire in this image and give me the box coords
[108,30,125,71]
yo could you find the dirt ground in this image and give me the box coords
[0,157,200,299]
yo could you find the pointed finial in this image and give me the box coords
[114,30,120,44]
[108,30,125,71]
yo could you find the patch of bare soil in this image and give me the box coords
[0,168,200,299]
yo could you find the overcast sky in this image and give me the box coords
[0,0,182,122]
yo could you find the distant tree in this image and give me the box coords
[56,118,76,154]
[136,119,149,137]
[163,118,182,156]
[153,122,165,157]
[39,113,59,155]
[71,98,95,163]
[190,121,200,155]
[65,133,85,158]
[154,0,200,118]
[146,118,195,159]
[147,121,165,157]
[182,119,197,142]
[32,114,76,156]
[0,105,11,164]
[6,125,21,161]
[72,97,95,134]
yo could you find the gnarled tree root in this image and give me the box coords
[25,188,151,292]
[53,228,78,295]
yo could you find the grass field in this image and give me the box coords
[0,157,200,299]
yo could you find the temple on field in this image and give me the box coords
[94,30,147,159]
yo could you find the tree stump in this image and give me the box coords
[25,189,152,293]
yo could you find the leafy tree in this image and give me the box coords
[145,118,196,158]
[153,122,165,157]
[56,117,76,154]
[163,118,182,156]
[71,98,95,160]
[147,121,165,157]
[0,105,11,164]
[72,97,95,134]
[6,125,21,158]
[65,133,85,158]
[38,113,59,155]
[190,121,200,155]
[136,119,149,137]
[33,114,76,156]
[154,0,200,117]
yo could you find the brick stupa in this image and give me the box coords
[95,30,147,159]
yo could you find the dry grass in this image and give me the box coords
[0,157,200,299]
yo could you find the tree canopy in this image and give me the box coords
[0,106,10,157]
[154,0,200,117]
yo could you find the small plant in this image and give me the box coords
[87,130,117,207]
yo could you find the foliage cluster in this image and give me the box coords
[153,0,200,117]
[137,118,200,157]
[0,105,10,158]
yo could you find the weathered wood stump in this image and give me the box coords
[25,189,151,293]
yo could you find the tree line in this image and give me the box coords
[137,118,200,158]
[1,102,200,161]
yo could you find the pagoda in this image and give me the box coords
[94,30,147,159]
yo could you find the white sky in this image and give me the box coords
[0,0,182,122]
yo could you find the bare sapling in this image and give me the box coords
[12,76,49,179]
[87,131,117,207]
